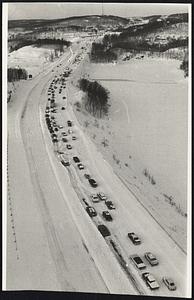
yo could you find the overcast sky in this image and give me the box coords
[8,2,189,20]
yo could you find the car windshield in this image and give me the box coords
[134,257,143,264]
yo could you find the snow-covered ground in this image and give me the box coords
[71,57,188,252]
[8,45,62,77]
[6,39,190,296]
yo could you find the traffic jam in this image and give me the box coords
[43,48,177,294]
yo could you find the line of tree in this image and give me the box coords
[102,31,188,52]
[8,68,28,82]
[90,42,117,63]
[9,38,71,53]
[79,78,110,118]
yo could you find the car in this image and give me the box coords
[84,173,91,179]
[51,133,57,138]
[54,128,59,132]
[77,163,84,170]
[130,254,146,270]
[68,129,73,134]
[142,272,160,290]
[86,206,97,217]
[97,224,111,237]
[105,200,115,210]
[88,178,98,188]
[61,160,70,167]
[62,132,67,136]
[102,211,113,221]
[128,232,141,245]
[57,150,64,154]
[163,277,176,291]
[62,138,68,143]
[52,138,58,143]
[144,252,159,266]
[72,136,77,140]
[58,125,63,129]
[67,120,72,127]
[91,194,99,203]
[73,156,80,163]
[66,144,72,150]
[61,107,65,110]
[97,192,107,201]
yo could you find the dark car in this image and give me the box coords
[73,156,80,163]
[61,107,65,110]
[84,174,91,179]
[67,120,72,127]
[86,206,97,217]
[66,144,72,150]
[105,200,115,210]
[88,178,98,188]
[97,224,111,237]
[102,211,113,221]
[61,160,70,167]
[62,138,68,143]
[128,232,141,245]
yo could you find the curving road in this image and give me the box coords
[6,40,189,296]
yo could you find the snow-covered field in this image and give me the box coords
[72,57,188,251]
[8,45,61,77]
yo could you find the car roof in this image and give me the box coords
[147,252,155,259]
[147,274,156,282]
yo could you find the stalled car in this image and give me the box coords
[91,194,99,203]
[84,173,91,179]
[72,136,77,140]
[144,252,159,266]
[128,232,141,245]
[61,160,70,167]
[88,178,98,188]
[66,144,72,150]
[67,120,72,127]
[97,192,107,201]
[73,156,80,163]
[77,163,84,170]
[98,224,111,237]
[62,132,67,136]
[130,254,146,270]
[105,200,115,210]
[163,277,176,291]
[142,272,160,290]
[86,206,97,217]
[102,211,113,221]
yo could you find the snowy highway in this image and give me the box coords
[6,41,188,296]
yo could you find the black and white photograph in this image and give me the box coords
[2,2,191,298]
